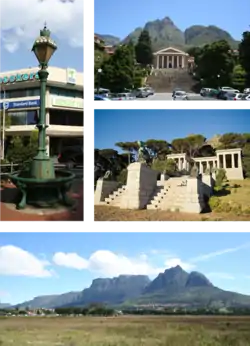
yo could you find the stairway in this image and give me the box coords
[147,69,196,93]
[105,185,127,207]
[147,178,188,211]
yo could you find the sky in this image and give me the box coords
[94,110,250,150]
[0,0,83,72]
[1,233,250,305]
[94,0,249,41]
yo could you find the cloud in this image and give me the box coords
[1,0,83,52]
[53,252,88,270]
[206,272,235,280]
[190,243,250,263]
[164,258,195,271]
[0,245,52,277]
[53,250,165,277]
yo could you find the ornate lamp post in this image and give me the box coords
[9,25,75,209]
[30,24,57,179]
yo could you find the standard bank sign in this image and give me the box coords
[0,99,40,110]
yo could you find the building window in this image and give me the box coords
[8,110,39,126]
[50,87,83,99]
[50,110,83,126]
[1,88,40,99]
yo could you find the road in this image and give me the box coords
[136,93,221,101]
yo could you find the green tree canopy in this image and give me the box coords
[135,30,153,67]
[194,40,235,87]
[239,31,250,84]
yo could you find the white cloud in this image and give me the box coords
[206,272,235,280]
[0,0,83,52]
[190,243,250,263]
[53,250,165,277]
[0,245,52,277]
[164,258,195,271]
[53,252,88,270]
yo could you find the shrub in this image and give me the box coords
[209,196,221,210]
[215,168,227,188]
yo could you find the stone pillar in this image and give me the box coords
[167,55,169,68]
[94,179,120,205]
[182,177,205,213]
[161,55,164,69]
[232,153,235,168]
[202,173,213,197]
[157,55,159,69]
[238,152,242,167]
[223,154,226,169]
[120,162,158,209]
[182,55,185,68]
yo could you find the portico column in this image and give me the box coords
[223,154,226,169]
[156,55,159,69]
[161,56,164,69]
[232,153,235,168]
[182,56,185,68]
[238,152,242,167]
[167,55,169,68]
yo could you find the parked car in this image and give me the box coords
[242,94,250,101]
[233,93,245,100]
[111,92,135,100]
[58,146,83,168]
[217,90,235,100]
[94,95,111,100]
[134,87,152,98]
[173,91,188,100]
[200,88,212,96]
[243,88,250,94]
[220,86,240,93]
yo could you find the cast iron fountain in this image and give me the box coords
[9,24,75,209]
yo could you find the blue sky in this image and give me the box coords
[1,233,250,305]
[95,110,250,150]
[94,0,249,40]
[1,0,83,72]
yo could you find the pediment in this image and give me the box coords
[154,47,187,55]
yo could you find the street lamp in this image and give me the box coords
[217,74,220,89]
[9,24,75,209]
[97,68,102,94]
[30,24,57,179]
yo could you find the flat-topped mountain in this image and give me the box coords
[96,16,239,51]
[10,267,250,309]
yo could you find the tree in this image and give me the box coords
[115,141,139,163]
[194,40,235,87]
[218,133,246,149]
[151,158,177,175]
[239,31,250,85]
[100,44,135,92]
[232,64,246,90]
[145,139,170,160]
[6,131,39,164]
[135,30,153,67]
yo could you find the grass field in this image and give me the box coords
[1,315,250,346]
[95,179,250,221]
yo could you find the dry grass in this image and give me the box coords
[0,315,250,346]
[95,179,250,221]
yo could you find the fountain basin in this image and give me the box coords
[9,170,76,210]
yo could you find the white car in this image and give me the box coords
[242,94,250,101]
[173,91,188,100]
[221,86,240,93]
[243,88,250,94]
[233,93,245,100]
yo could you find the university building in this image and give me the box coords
[0,66,83,156]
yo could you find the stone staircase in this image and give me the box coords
[147,69,196,93]
[104,185,127,207]
[147,178,188,211]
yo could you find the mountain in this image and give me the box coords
[63,275,151,307]
[11,267,250,309]
[96,34,120,46]
[98,16,239,51]
[0,303,11,308]
[14,291,81,309]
